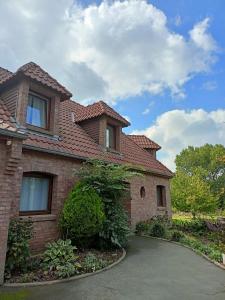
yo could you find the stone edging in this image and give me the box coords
[4,248,126,288]
[140,234,225,271]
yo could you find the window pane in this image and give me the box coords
[106,125,115,149]
[20,176,50,212]
[26,94,47,128]
[157,185,166,207]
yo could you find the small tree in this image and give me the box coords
[175,144,225,209]
[171,170,217,218]
[75,160,140,248]
[60,182,105,246]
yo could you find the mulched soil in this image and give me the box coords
[5,248,123,284]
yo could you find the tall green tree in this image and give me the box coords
[171,169,217,217]
[174,144,225,209]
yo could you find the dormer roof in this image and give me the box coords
[74,100,130,127]
[0,62,72,100]
[128,134,161,150]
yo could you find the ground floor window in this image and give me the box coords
[19,173,52,215]
[156,185,166,207]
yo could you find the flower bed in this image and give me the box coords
[5,247,123,284]
[136,216,225,265]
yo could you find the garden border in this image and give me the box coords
[4,249,126,288]
[140,235,225,271]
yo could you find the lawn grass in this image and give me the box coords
[172,211,225,221]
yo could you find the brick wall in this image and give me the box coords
[0,137,23,284]
[129,174,171,227]
[79,118,100,144]
[0,142,171,283]
[12,150,82,252]
[0,84,19,117]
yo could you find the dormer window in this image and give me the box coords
[106,124,116,149]
[26,92,49,129]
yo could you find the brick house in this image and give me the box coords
[0,62,173,284]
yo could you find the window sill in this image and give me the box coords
[105,147,122,156]
[26,124,53,136]
[19,214,57,222]
[157,206,167,211]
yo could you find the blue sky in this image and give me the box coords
[115,0,225,132]
[0,0,224,169]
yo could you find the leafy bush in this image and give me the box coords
[99,202,131,248]
[182,236,222,262]
[42,239,80,278]
[150,223,166,238]
[60,182,105,246]
[135,221,150,234]
[75,160,138,248]
[5,218,33,277]
[170,230,185,242]
[172,219,207,235]
[83,253,107,272]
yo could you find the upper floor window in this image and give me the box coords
[26,93,49,129]
[156,185,166,207]
[106,124,116,149]
[20,172,53,215]
[140,186,146,199]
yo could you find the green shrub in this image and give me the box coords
[5,218,33,277]
[75,160,137,249]
[182,236,222,262]
[99,202,131,248]
[170,230,185,242]
[135,221,150,234]
[83,253,107,272]
[150,223,166,238]
[60,182,105,246]
[172,219,207,234]
[42,239,80,278]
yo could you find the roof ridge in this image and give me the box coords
[0,66,13,74]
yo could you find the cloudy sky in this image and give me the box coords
[1,0,225,170]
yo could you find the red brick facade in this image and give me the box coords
[0,62,173,284]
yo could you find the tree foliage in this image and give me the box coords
[171,170,217,217]
[75,159,139,248]
[173,144,225,210]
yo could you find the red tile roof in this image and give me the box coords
[128,135,161,150]
[0,62,72,100]
[0,63,172,177]
[0,67,13,85]
[24,99,172,177]
[0,99,18,132]
[75,100,130,126]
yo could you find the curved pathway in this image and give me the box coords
[1,236,225,300]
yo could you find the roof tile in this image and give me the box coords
[75,100,130,126]
[0,99,17,132]
[24,99,172,177]
[128,135,161,150]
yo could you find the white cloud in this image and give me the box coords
[202,80,217,91]
[142,100,155,115]
[132,109,225,171]
[190,18,216,52]
[0,0,217,103]
[142,108,150,115]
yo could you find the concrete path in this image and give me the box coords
[1,236,225,300]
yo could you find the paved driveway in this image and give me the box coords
[1,236,225,300]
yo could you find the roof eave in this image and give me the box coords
[0,128,27,139]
